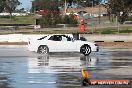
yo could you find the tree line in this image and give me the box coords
[107,0,132,23]
[0,0,20,19]
[32,0,132,24]
[0,0,131,23]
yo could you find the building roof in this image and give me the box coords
[61,5,107,14]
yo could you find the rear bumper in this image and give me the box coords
[27,45,38,52]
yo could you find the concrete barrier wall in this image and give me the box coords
[0,34,132,42]
[84,34,132,42]
[0,34,45,42]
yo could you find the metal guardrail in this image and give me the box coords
[0,24,34,30]
[0,24,32,26]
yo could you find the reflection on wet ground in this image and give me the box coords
[0,46,132,88]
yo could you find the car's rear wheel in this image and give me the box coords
[80,45,91,56]
[37,45,49,54]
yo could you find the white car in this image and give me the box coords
[28,34,99,56]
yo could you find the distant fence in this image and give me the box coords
[0,24,34,30]
[84,34,132,42]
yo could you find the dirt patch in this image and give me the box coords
[0,42,28,45]
[96,42,132,47]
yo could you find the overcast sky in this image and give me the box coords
[17,0,32,10]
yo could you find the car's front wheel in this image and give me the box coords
[80,45,91,56]
[37,45,49,54]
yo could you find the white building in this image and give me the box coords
[0,12,29,16]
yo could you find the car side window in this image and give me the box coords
[67,37,71,41]
[49,35,62,41]
[48,36,54,40]
[61,36,68,41]
[61,35,71,41]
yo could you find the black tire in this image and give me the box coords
[80,45,91,56]
[37,45,49,54]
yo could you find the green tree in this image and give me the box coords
[33,0,61,27]
[5,0,21,19]
[0,0,21,20]
[33,0,59,11]
[63,14,78,24]
[107,0,132,23]
[0,0,5,13]
[33,0,78,27]
[0,5,4,13]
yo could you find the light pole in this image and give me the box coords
[98,3,101,24]
[92,0,94,34]
[30,0,36,15]
[64,0,67,15]
[116,15,120,34]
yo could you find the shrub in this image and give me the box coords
[101,29,117,34]
[0,15,10,19]
[61,14,78,24]
[39,13,61,28]
[39,13,78,28]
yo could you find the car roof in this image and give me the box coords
[47,34,73,37]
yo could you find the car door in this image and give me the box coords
[47,35,62,52]
[59,35,76,52]
[48,35,76,52]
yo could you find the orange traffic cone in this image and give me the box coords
[81,68,91,86]
[81,68,89,78]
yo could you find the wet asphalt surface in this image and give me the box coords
[0,45,132,88]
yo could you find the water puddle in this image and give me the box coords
[0,46,132,88]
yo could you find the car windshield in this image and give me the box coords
[37,36,47,40]
[48,35,72,41]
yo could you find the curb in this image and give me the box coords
[0,42,28,45]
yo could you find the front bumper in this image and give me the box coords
[91,45,99,52]
[96,46,99,52]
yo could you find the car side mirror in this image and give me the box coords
[72,38,75,42]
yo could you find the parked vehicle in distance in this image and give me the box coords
[28,34,99,56]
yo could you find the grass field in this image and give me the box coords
[0,25,132,35]
[92,26,132,34]
[0,15,132,34]
[0,15,36,24]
